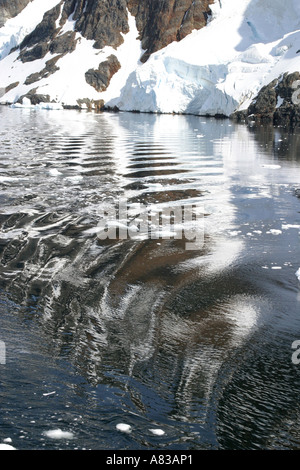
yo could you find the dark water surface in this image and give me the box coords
[0,106,300,450]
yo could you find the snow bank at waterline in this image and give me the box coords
[107,0,300,115]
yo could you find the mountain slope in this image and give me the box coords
[0,0,299,120]
[0,0,32,27]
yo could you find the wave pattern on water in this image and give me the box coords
[0,107,300,450]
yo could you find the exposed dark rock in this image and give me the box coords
[5,81,20,93]
[20,3,61,49]
[94,99,106,112]
[45,54,63,73]
[85,54,121,92]
[274,72,300,126]
[127,0,214,62]
[15,0,213,66]
[0,81,19,99]
[18,3,62,62]
[19,42,50,63]
[104,105,120,112]
[248,79,278,118]
[0,0,32,27]
[28,94,51,106]
[231,72,300,127]
[17,88,51,105]
[70,0,213,60]
[24,55,62,85]
[49,31,77,55]
[73,0,129,50]
[24,72,44,86]
[77,98,105,111]
[273,102,300,127]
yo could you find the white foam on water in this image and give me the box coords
[261,164,281,169]
[149,429,165,436]
[43,429,74,439]
[282,224,300,230]
[116,423,132,433]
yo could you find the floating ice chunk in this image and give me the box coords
[66,175,83,182]
[10,100,63,110]
[0,176,19,182]
[0,443,16,450]
[228,230,241,237]
[3,438,12,444]
[149,429,165,436]
[282,224,300,230]
[36,102,63,110]
[49,169,62,176]
[44,429,74,439]
[271,266,282,270]
[116,423,132,433]
[296,268,300,281]
[21,97,32,107]
[42,391,56,396]
[268,229,282,235]
[261,164,281,169]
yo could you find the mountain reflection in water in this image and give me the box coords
[0,107,300,450]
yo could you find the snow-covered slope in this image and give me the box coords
[110,0,300,115]
[0,0,300,116]
[0,0,62,60]
[0,1,143,109]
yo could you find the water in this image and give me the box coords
[0,106,299,450]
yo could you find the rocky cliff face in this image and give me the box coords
[127,0,213,62]
[0,0,32,27]
[1,0,213,105]
[231,72,300,127]
[16,0,213,61]
[70,0,213,60]
[73,0,130,49]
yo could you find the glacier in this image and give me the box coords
[108,0,300,115]
[0,0,300,116]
